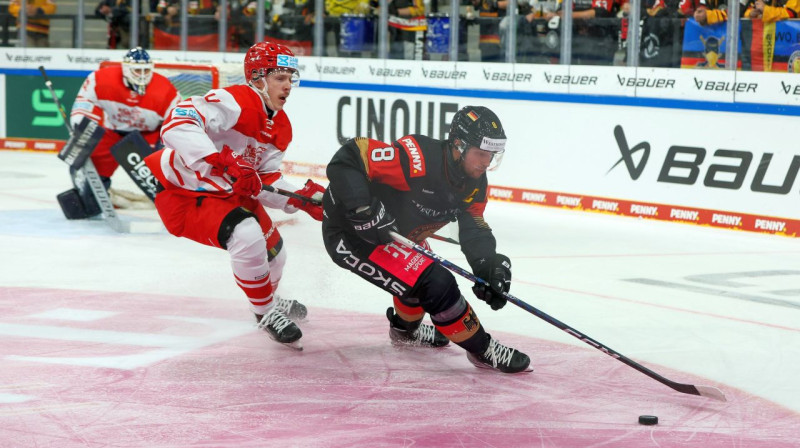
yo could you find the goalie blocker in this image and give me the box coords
[57,117,108,220]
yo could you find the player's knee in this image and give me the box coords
[268,248,286,285]
[218,207,258,249]
[412,264,461,315]
[226,217,267,263]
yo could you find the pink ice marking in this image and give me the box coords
[0,287,797,447]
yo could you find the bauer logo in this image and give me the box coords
[543,73,597,85]
[4,52,51,63]
[368,66,411,78]
[482,70,531,83]
[616,75,675,89]
[780,81,800,95]
[693,78,757,92]
[66,55,110,65]
[315,64,355,76]
[608,124,800,195]
[420,68,466,80]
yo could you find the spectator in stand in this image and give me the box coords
[323,0,371,55]
[542,0,628,65]
[474,0,508,62]
[156,0,180,27]
[96,0,132,49]
[158,0,218,28]
[385,0,426,60]
[9,0,57,47]
[744,0,799,22]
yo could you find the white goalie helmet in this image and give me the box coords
[122,47,154,95]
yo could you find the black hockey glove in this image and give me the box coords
[346,198,399,245]
[472,254,511,310]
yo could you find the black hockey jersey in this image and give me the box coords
[324,135,498,270]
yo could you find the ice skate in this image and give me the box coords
[467,336,532,373]
[386,307,449,348]
[256,309,303,351]
[274,295,308,321]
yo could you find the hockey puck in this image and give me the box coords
[638,415,658,425]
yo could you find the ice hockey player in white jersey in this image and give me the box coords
[70,47,181,208]
[144,41,324,350]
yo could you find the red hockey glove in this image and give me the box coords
[287,179,325,221]
[205,146,262,197]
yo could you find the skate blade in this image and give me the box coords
[467,357,533,374]
[281,339,303,351]
[390,339,450,349]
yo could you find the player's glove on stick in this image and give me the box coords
[206,146,262,197]
[287,179,325,221]
[346,198,398,245]
[472,254,511,310]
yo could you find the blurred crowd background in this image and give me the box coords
[2,0,799,72]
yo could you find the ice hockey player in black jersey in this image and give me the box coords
[322,105,531,374]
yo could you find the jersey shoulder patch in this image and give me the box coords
[395,135,426,178]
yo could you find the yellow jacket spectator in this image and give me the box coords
[695,0,799,25]
[325,0,369,16]
[8,0,57,47]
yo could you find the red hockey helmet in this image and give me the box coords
[244,41,300,86]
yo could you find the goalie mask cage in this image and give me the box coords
[99,61,246,98]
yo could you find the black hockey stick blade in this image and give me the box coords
[110,131,157,201]
[388,231,727,402]
[261,184,322,205]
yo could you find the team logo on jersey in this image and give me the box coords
[398,136,426,177]
[463,188,479,203]
[173,107,201,123]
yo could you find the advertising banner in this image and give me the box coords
[0,74,5,138]
[286,86,800,233]
[5,74,83,141]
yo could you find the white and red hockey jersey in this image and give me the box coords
[152,84,301,211]
[70,65,181,141]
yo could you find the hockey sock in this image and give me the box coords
[392,296,425,330]
[431,302,489,353]
[227,218,275,315]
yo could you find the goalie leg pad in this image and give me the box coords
[68,166,103,217]
[57,188,93,220]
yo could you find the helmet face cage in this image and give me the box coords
[449,106,507,171]
[122,47,153,95]
[244,42,300,87]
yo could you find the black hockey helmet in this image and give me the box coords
[448,106,507,170]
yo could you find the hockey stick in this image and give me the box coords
[261,184,322,205]
[262,185,460,244]
[40,66,129,233]
[389,231,727,402]
[38,66,73,135]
